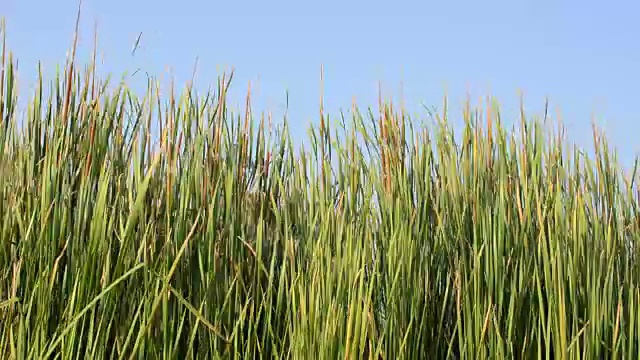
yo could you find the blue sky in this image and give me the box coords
[1,0,639,168]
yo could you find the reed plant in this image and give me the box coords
[0,23,639,359]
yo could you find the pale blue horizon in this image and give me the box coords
[1,0,638,169]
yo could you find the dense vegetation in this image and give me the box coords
[1,25,639,359]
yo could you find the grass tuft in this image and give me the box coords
[1,25,639,359]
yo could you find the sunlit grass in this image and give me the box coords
[1,22,639,360]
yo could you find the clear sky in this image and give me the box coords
[1,0,639,168]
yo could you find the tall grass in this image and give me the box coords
[1,25,640,359]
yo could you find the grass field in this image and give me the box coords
[1,24,640,359]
